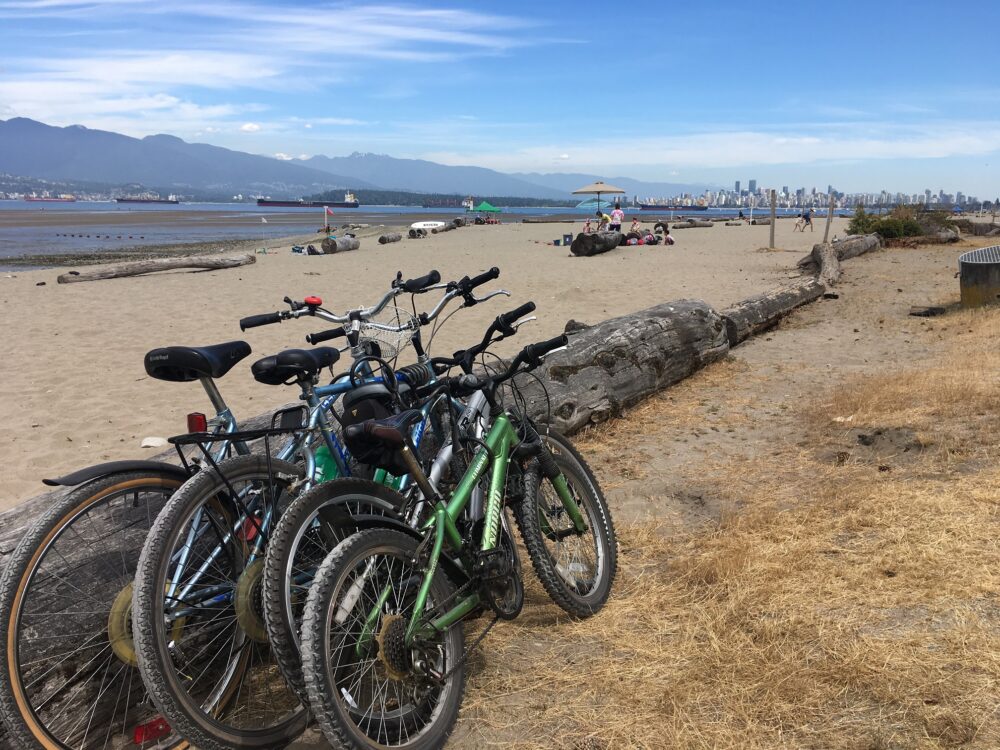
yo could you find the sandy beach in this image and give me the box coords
[0,217,850,510]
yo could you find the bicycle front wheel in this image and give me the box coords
[132,454,309,750]
[516,429,618,618]
[0,470,185,750]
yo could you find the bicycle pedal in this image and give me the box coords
[472,548,512,581]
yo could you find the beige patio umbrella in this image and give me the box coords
[571,180,626,211]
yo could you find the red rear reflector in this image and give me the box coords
[187,412,208,433]
[241,516,259,542]
[134,716,171,745]
[305,295,322,306]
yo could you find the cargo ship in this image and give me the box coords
[638,203,708,211]
[258,191,359,209]
[116,195,179,204]
[24,195,76,202]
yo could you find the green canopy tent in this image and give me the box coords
[473,201,501,212]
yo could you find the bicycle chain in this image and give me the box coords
[409,556,501,685]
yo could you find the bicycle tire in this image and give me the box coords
[132,454,309,750]
[262,479,406,706]
[0,470,186,750]
[300,528,465,750]
[515,429,618,618]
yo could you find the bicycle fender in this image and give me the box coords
[42,460,191,487]
[354,515,471,587]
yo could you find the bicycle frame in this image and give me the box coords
[164,372,457,615]
[396,412,588,644]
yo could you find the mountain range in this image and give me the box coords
[0,118,710,200]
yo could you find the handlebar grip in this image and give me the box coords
[305,327,346,345]
[525,334,568,361]
[497,301,536,329]
[402,270,441,293]
[466,266,500,290]
[239,312,282,331]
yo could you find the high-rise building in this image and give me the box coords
[734,180,741,194]
[782,186,789,196]
[748,179,757,193]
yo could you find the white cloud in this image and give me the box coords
[423,123,1000,173]
[273,152,293,160]
[240,122,261,132]
[0,2,536,137]
[557,153,570,160]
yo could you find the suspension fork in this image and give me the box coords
[533,431,588,534]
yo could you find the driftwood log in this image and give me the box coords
[719,278,825,346]
[797,234,882,282]
[321,237,361,253]
[672,220,712,229]
[570,231,622,257]
[407,228,426,239]
[750,218,771,225]
[431,224,455,234]
[452,217,467,227]
[56,254,254,284]
[378,233,402,244]
[517,299,729,432]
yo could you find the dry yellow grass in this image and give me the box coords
[456,306,1000,749]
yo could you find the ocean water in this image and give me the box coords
[0,201,827,263]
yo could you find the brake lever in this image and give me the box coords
[511,316,537,332]
[469,289,511,305]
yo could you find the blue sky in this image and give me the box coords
[1,0,998,196]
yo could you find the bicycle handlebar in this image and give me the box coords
[496,301,536,333]
[239,312,283,330]
[399,270,441,293]
[305,326,347,345]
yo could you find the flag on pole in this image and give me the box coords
[325,207,334,215]
[261,217,268,223]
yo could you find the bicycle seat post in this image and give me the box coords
[198,376,229,415]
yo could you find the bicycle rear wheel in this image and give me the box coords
[0,470,185,750]
[132,454,308,750]
[262,478,405,706]
[515,429,618,618]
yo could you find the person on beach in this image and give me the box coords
[596,210,611,232]
[803,208,814,231]
[738,209,746,222]
[583,217,593,234]
[610,203,625,232]
[663,228,675,245]
[630,217,641,234]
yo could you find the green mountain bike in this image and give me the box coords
[298,334,618,749]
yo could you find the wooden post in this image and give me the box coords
[769,190,776,248]
[823,194,835,243]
